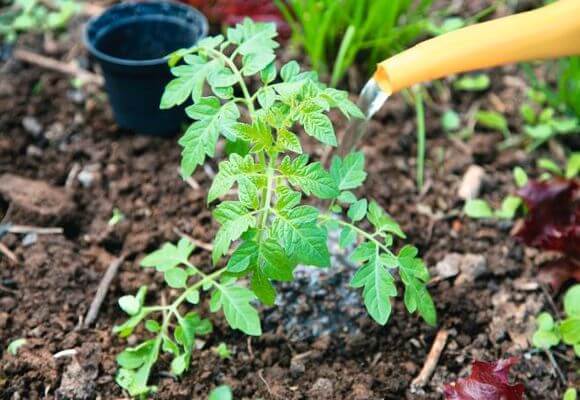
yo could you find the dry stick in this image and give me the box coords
[545,350,567,385]
[411,329,449,388]
[13,49,104,86]
[258,369,281,399]
[8,225,63,235]
[83,255,126,328]
[0,242,18,264]
[173,227,215,253]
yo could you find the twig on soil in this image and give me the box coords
[13,49,104,86]
[540,283,562,319]
[411,329,449,388]
[173,227,215,253]
[7,225,63,235]
[83,254,126,328]
[53,349,77,359]
[65,162,81,190]
[258,369,282,399]
[545,350,567,385]
[247,337,254,360]
[0,242,18,264]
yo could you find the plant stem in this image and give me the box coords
[414,87,426,190]
[259,155,277,229]
[207,48,255,114]
[319,214,396,257]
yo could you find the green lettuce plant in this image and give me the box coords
[113,18,436,397]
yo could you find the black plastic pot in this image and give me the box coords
[84,1,207,136]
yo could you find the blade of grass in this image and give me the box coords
[413,86,426,190]
[330,25,356,87]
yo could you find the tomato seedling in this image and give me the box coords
[114,18,436,396]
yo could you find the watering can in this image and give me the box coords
[339,0,580,154]
[374,0,580,94]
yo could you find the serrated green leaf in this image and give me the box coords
[160,58,219,108]
[350,241,375,262]
[271,206,330,267]
[209,154,265,202]
[179,101,240,176]
[227,240,258,273]
[302,112,336,146]
[351,252,396,325]
[258,238,295,281]
[260,62,277,84]
[251,268,276,306]
[164,267,188,288]
[280,61,300,82]
[257,86,277,110]
[212,201,257,264]
[238,177,259,209]
[330,151,367,190]
[141,238,194,271]
[185,96,220,120]
[217,283,262,336]
[367,201,406,238]
[337,191,357,204]
[348,199,367,222]
[279,155,339,199]
[231,121,273,152]
[277,128,302,154]
[339,226,357,248]
[207,67,237,88]
[243,52,276,76]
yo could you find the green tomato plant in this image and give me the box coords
[113,18,436,397]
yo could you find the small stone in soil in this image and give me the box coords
[22,116,43,137]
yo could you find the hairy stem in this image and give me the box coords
[319,214,397,258]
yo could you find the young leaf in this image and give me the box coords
[209,154,265,202]
[227,240,258,273]
[164,267,188,289]
[330,151,367,190]
[347,199,368,222]
[250,268,277,306]
[212,201,257,264]
[280,61,300,82]
[279,155,339,199]
[119,295,141,316]
[215,283,262,336]
[464,199,494,219]
[302,112,337,146]
[209,385,233,400]
[367,201,406,238]
[271,206,330,267]
[350,251,396,325]
[564,284,580,317]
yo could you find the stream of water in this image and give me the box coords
[338,78,390,156]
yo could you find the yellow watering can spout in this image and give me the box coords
[374,0,580,94]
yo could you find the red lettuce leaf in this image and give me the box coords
[513,178,579,258]
[538,257,580,292]
[444,357,524,400]
[181,0,290,37]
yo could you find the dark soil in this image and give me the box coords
[1,7,578,400]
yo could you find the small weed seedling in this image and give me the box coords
[0,0,78,43]
[532,284,580,397]
[114,19,436,397]
[464,153,580,220]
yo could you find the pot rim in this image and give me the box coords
[83,0,208,68]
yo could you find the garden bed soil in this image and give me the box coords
[1,13,578,400]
